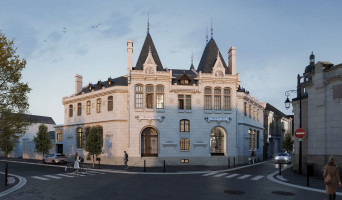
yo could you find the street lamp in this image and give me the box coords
[284,74,303,174]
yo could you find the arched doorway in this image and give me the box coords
[141,127,158,157]
[210,126,226,156]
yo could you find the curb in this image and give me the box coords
[267,165,342,196]
[0,172,27,198]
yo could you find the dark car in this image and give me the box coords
[44,153,67,164]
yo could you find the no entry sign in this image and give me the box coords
[295,128,307,139]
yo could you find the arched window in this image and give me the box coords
[86,101,91,114]
[96,98,101,113]
[249,104,252,118]
[248,129,252,150]
[77,103,82,116]
[76,127,84,148]
[204,87,212,110]
[69,105,73,117]
[253,130,256,150]
[210,127,225,155]
[223,88,231,110]
[146,85,154,109]
[214,88,221,110]
[257,131,260,150]
[108,96,113,111]
[244,102,247,116]
[180,119,190,132]
[135,84,143,109]
[85,127,90,138]
[57,130,62,142]
[156,85,164,109]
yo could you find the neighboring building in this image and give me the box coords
[7,114,56,159]
[292,53,342,175]
[55,27,265,166]
[263,103,293,159]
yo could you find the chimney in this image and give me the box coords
[228,46,236,75]
[75,74,82,94]
[127,40,133,70]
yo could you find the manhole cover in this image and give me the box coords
[224,190,245,195]
[272,191,295,196]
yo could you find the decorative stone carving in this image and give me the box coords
[215,70,224,77]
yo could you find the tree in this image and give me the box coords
[33,124,52,161]
[281,132,294,153]
[84,126,103,168]
[0,31,31,156]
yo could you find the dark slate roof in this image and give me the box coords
[134,33,164,71]
[171,69,198,85]
[265,103,287,118]
[77,76,128,95]
[197,38,230,74]
[23,114,56,125]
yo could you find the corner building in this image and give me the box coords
[56,30,265,166]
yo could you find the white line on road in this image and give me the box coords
[44,175,62,179]
[31,176,49,180]
[213,173,229,177]
[202,172,218,176]
[238,174,251,179]
[251,175,264,180]
[56,173,75,178]
[225,174,239,178]
[87,171,106,174]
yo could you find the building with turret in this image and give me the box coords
[55,26,265,166]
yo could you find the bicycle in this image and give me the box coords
[64,160,89,176]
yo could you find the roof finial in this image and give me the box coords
[206,26,208,43]
[210,18,213,38]
[191,49,194,65]
[147,12,150,34]
[217,50,220,58]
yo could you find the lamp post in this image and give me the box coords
[285,74,303,174]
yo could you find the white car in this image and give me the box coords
[274,152,291,164]
[44,154,67,164]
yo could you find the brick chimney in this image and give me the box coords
[127,40,133,70]
[75,74,82,94]
[228,46,236,75]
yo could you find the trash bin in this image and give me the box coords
[307,163,314,176]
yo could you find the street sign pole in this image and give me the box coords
[295,128,307,174]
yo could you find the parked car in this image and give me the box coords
[274,152,291,164]
[44,154,67,164]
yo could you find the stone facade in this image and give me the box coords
[56,30,265,166]
[292,53,342,175]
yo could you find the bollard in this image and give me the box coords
[233,157,235,167]
[307,165,310,186]
[163,160,165,173]
[144,160,146,172]
[279,163,282,176]
[5,162,8,187]
[228,157,230,169]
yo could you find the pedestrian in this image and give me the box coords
[250,150,256,164]
[74,152,80,175]
[323,156,341,200]
[124,151,128,169]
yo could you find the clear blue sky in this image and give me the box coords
[1,0,341,124]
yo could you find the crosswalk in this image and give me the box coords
[202,172,264,181]
[31,170,106,181]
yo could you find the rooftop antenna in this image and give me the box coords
[191,49,194,65]
[147,12,150,34]
[210,18,213,38]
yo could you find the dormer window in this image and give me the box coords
[88,83,93,91]
[97,81,103,89]
[107,78,113,85]
[180,74,190,85]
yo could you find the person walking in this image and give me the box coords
[324,156,341,200]
[250,150,256,164]
[73,152,80,175]
[124,151,129,169]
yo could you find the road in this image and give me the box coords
[0,160,328,200]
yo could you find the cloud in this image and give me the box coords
[100,12,132,39]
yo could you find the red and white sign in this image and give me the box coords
[295,128,307,139]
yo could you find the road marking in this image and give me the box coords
[251,175,264,180]
[213,173,229,177]
[44,175,62,179]
[202,172,218,176]
[88,171,106,175]
[225,174,239,178]
[31,176,49,180]
[56,173,75,178]
[238,174,251,179]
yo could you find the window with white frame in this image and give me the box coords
[204,87,212,110]
[135,84,143,109]
[96,98,101,113]
[146,85,154,109]
[214,88,221,110]
[108,96,113,111]
[180,138,190,151]
[77,103,82,116]
[223,88,231,110]
[180,119,190,132]
[156,85,164,109]
[86,101,91,114]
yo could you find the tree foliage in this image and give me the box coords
[33,124,52,159]
[0,31,31,155]
[84,126,103,167]
[281,132,294,153]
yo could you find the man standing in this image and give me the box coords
[124,151,128,169]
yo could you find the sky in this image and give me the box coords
[1,0,342,125]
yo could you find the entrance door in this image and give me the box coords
[210,127,225,156]
[141,127,158,157]
[56,144,63,154]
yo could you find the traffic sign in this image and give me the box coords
[295,128,307,139]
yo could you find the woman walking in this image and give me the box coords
[74,152,80,175]
[324,156,341,200]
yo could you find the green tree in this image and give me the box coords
[84,126,103,168]
[0,31,31,156]
[33,124,52,161]
[281,132,294,153]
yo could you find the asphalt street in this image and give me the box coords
[0,160,329,200]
